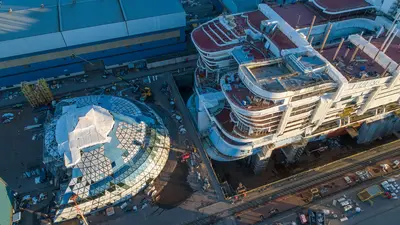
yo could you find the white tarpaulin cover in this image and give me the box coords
[56,105,115,168]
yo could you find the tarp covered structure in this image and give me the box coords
[56,105,114,167]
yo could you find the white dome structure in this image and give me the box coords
[43,95,170,222]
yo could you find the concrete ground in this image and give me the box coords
[79,74,217,225]
[0,60,196,109]
[0,106,46,193]
[263,173,400,225]
[0,105,58,225]
[0,61,219,225]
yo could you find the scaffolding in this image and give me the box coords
[21,79,54,108]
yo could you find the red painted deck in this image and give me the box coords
[215,108,234,132]
[224,75,277,111]
[192,10,268,52]
[271,3,326,28]
[245,37,272,60]
[268,29,297,49]
[314,0,371,13]
[271,2,374,28]
[371,36,400,64]
[320,42,385,81]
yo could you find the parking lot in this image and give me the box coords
[264,173,400,225]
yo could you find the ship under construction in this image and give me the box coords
[187,0,400,173]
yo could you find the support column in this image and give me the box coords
[196,95,211,134]
[251,145,273,174]
[320,23,333,53]
[306,15,316,40]
[276,104,292,135]
[280,139,308,164]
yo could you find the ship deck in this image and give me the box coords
[223,75,279,111]
[270,1,374,28]
[370,36,400,64]
[268,29,297,50]
[314,0,372,13]
[320,42,387,81]
[191,11,267,52]
[270,3,326,28]
[246,59,332,92]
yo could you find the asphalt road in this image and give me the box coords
[165,73,225,201]
[353,203,400,225]
[0,60,196,109]
[263,173,400,225]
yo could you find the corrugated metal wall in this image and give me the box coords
[357,116,400,144]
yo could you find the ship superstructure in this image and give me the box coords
[188,2,400,172]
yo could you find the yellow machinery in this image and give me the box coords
[357,185,383,202]
[140,87,152,102]
[21,79,54,108]
[339,106,354,118]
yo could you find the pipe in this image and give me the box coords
[350,45,360,62]
[306,15,316,41]
[309,36,315,47]
[387,11,400,37]
[320,23,333,53]
[333,38,345,61]
[376,26,384,38]
[296,14,302,28]
[383,30,398,53]
[381,62,391,77]
[344,48,351,58]
[381,25,396,50]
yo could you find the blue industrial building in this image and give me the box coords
[0,0,187,87]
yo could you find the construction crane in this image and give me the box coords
[21,79,54,108]
[70,194,89,225]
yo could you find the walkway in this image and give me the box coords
[165,73,225,201]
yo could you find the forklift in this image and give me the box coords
[140,87,152,102]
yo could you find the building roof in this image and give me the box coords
[0,0,185,59]
[0,178,13,225]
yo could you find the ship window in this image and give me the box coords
[340,96,352,101]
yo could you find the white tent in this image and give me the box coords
[56,105,115,168]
